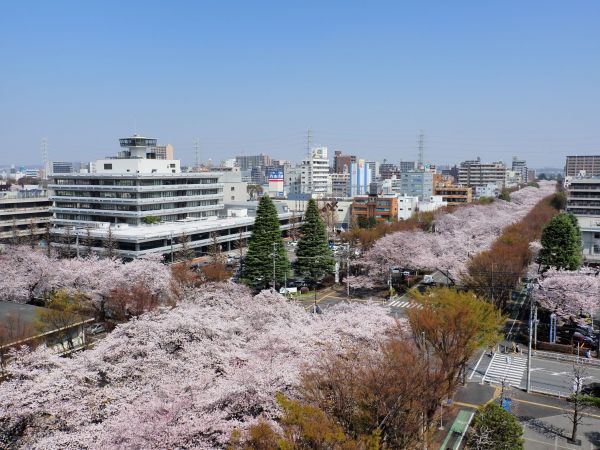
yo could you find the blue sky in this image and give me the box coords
[1,0,599,168]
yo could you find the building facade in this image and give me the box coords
[398,171,434,201]
[434,185,473,204]
[235,154,272,171]
[565,155,600,177]
[566,177,600,263]
[300,147,331,197]
[349,160,372,196]
[351,194,398,223]
[458,159,507,188]
[511,157,528,184]
[0,189,51,242]
[333,151,356,174]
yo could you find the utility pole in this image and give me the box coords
[526,290,534,393]
[170,231,174,263]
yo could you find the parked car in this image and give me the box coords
[86,324,106,335]
[572,332,597,350]
[422,274,435,285]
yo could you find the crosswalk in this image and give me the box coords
[387,299,423,309]
[482,352,527,388]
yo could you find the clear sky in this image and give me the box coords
[1,0,599,168]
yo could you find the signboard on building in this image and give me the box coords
[268,169,285,197]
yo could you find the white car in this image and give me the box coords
[87,324,106,335]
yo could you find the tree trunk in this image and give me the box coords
[571,404,579,442]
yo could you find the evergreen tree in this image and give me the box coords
[242,195,289,289]
[539,213,582,271]
[295,199,335,285]
[467,402,524,450]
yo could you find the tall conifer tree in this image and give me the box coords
[243,195,289,289]
[295,199,335,284]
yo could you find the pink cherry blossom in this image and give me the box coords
[0,283,396,449]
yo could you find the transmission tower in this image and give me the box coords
[194,138,200,171]
[418,130,425,168]
[41,138,48,179]
[306,127,312,158]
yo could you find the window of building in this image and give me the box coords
[231,187,235,191]
[104,164,112,170]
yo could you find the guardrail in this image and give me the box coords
[531,349,600,367]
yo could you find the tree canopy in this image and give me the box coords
[468,402,524,450]
[538,213,582,271]
[242,195,289,288]
[295,199,335,283]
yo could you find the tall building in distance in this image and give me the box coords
[349,160,372,196]
[399,160,418,173]
[511,157,528,184]
[565,155,600,177]
[333,151,356,174]
[235,153,272,171]
[398,171,434,201]
[300,147,330,197]
[457,158,507,188]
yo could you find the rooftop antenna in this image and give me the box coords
[418,130,425,168]
[41,138,48,179]
[194,138,200,170]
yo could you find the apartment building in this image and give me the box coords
[566,177,600,263]
[300,147,331,197]
[458,158,506,188]
[333,151,356,174]
[351,194,398,223]
[398,171,434,201]
[330,173,350,197]
[511,157,528,184]
[434,185,473,204]
[565,155,600,177]
[0,189,52,242]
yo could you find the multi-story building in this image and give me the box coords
[565,155,600,177]
[51,161,88,175]
[458,158,507,188]
[434,185,473,204]
[300,147,331,197]
[349,160,372,196]
[235,154,272,171]
[0,189,52,242]
[333,151,356,174]
[397,194,419,220]
[351,194,398,223]
[398,171,434,201]
[379,163,400,180]
[150,144,174,160]
[48,136,297,259]
[511,157,528,184]
[566,177,600,263]
[365,160,380,181]
[399,161,417,173]
[527,169,537,182]
[330,173,350,198]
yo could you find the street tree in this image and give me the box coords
[295,198,335,285]
[539,213,582,271]
[566,363,594,444]
[467,402,524,450]
[103,226,118,259]
[176,231,195,261]
[242,195,289,289]
[408,287,504,389]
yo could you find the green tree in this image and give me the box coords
[467,402,524,450]
[295,199,335,285]
[242,195,289,289]
[550,192,567,210]
[498,189,511,202]
[538,213,582,270]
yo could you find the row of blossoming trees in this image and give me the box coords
[347,181,557,296]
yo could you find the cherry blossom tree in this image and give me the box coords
[0,284,395,449]
[355,182,556,284]
[533,268,600,318]
[0,248,172,309]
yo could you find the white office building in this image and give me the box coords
[49,136,297,259]
[300,147,331,197]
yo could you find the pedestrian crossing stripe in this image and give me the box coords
[387,300,423,309]
[482,352,527,388]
